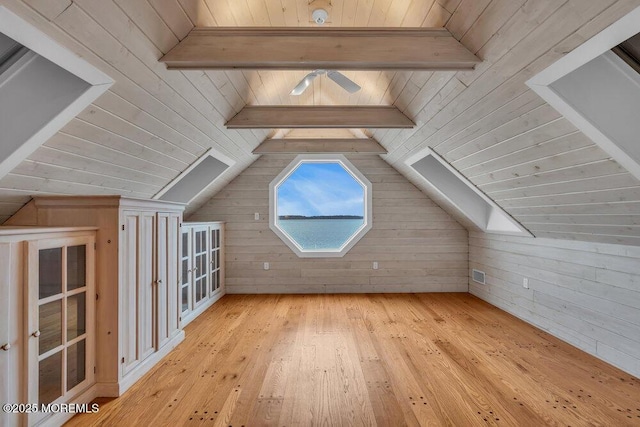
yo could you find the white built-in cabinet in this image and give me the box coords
[180,222,225,326]
[5,196,186,398]
[1,199,225,426]
[119,209,182,380]
[0,227,96,427]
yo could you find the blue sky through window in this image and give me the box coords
[277,162,365,217]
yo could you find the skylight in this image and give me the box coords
[0,31,24,69]
[155,148,234,204]
[0,7,113,180]
[613,32,640,73]
[0,32,91,177]
[407,148,532,236]
[526,6,640,181]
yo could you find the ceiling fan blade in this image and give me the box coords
[290,72,319,95]
[327,71,361,94]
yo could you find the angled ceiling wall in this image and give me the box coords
[0,0,639,246]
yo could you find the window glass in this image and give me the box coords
[39,300,62,355]
[67,246,86,290]
[39,351,62,404]
[39,248,62,298]
[66,340,86,391]
[275,161,365,251]
[67,293,86,341]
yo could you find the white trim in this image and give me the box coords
[527,6,640,87]
[269,154,373,258]
[0,7,112,86]
[406,147,532,237]
[0,6,113,181]
[526,5,640,181]
[118,331,184,395]
[39,384,100,427]
[153,147,236,202]
[181,290,224,327]
[0,84,111,180]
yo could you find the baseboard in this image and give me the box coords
[39,384,99,427]
[118,331,185,395]
[94,382,121,397]
[182,290,225,327]
[225,284,469,294]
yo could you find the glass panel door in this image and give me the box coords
[192,228,209,307]
[210,228,221,294]
[180,230,191,315]
[28,236,94,425]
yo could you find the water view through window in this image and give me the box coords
[276,161,365,250]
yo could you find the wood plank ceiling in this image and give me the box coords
[1,0,640,245]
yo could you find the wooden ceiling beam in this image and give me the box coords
[226,106,414,129]
[160,27,480,70]
[253,138,387,154]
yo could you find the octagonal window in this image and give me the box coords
[269,154,372,257]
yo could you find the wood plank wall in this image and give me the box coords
[188,154,469,293]
[0,0,263,223]
[383,0,640,247]
[469,231,640,377]
[2,0,640,248]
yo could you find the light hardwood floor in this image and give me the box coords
[66,294,640,426]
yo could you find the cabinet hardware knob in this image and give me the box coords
[1,343,10,351]
[194,267,198,272]
[157,279,163,284]
[31,330,41,338]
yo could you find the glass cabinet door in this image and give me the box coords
[27,236,94,425]
[210,227,221,295]
[192,227,209,307]
[180,230,191,315]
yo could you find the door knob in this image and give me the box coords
[1,343,10,351]
[31,330,41,338]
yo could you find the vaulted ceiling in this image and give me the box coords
[1,0,640,245]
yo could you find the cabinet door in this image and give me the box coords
[121,211,155,375]
[180,228,192,318]
[138,212,155,361]
[26,236,95,426]
[209,225,222,296]
[192,226,209,308]
[0,243,13,427]
[156,212,180,349]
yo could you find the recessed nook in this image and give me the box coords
[154,148,235,204]
[269,154,372,257]
[0,6,113,181]
[407,148,532,236]
[527,6,640,181]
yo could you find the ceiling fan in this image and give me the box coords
[290,69,361,95]
[289,9,361,96]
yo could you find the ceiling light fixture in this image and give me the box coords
[312,9,328,25]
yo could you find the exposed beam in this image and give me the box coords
[160,27,480,70]
[226,106,414,129]
[252,138,387,154]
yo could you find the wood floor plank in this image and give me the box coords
[66,294,640,426]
